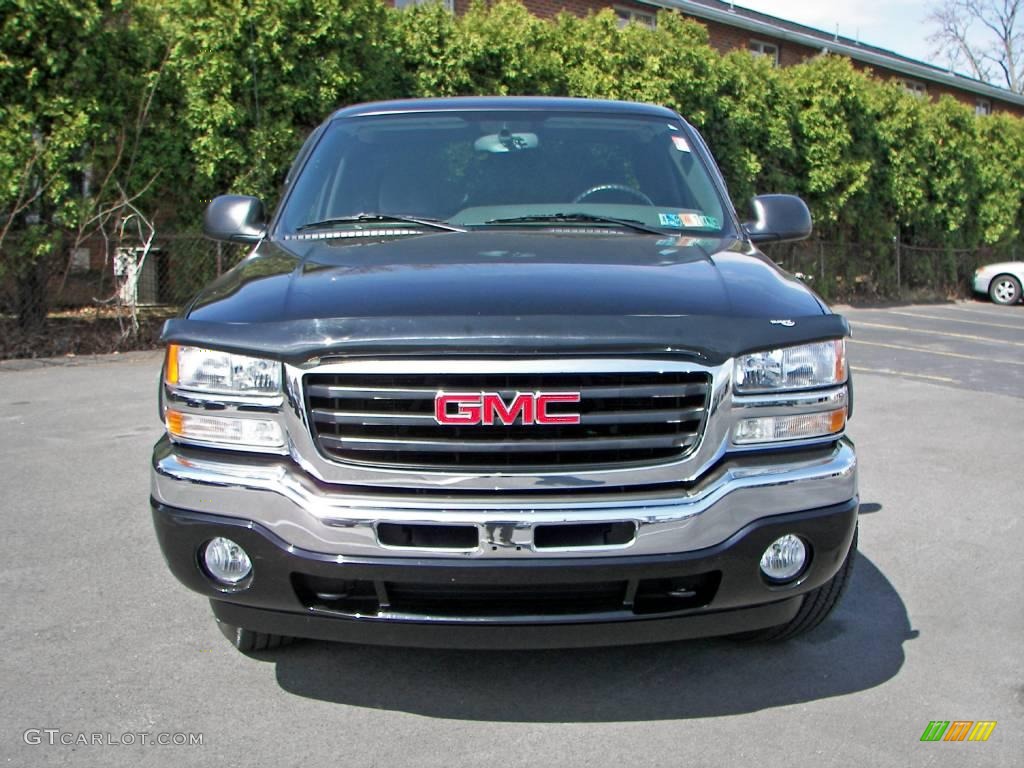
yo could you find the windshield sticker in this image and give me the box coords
[660,212,721,229]
[671,135,691,152]
[681,213,720,229]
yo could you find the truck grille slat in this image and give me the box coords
[305,368,711,470]
[305,382,708,401]
[311,406,705,426]
[319,433,696,453]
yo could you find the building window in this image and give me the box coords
[975,98,992,116]
[748,40,779,66]
[615,6,656,28]
[900,79,928,98]
[395,0,453,10]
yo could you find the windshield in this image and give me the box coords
[277,110,733,236]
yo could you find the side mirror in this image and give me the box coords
[743,194,812,244]
[203,195,267,243]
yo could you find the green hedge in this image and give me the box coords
[3,0,1023,309]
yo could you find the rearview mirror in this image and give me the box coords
[743,194,812,244]
[203,195,267,243]
[474,131,539,153]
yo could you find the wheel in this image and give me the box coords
[216,618,295,653]
[988,274,1021,305]
[573,183,655,206]
[734,526,857,642]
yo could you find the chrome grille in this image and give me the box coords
[305,368,711,471]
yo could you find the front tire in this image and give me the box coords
[735,526,857,642]
[989,274,1021,305]
[216,618,295,653]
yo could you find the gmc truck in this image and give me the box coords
[151,97,858,653]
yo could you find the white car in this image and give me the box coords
[972,262,1024,305]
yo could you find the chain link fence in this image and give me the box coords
[1,231,249,313]
[1,232,248,359]
[760,240,1019,303]
[1,232,1019,359]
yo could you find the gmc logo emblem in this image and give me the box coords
[434,392,582,426]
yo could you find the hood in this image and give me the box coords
[185,231,827,323]
[166,231,847,364]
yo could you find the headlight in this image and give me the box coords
[165,344,281,396]
[163,344,286,452]
[734,340,846,393]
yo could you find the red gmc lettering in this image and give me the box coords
[434,392,581,425]
[433,393,482,425]
[483,393,534,425]
[534,393,582,424]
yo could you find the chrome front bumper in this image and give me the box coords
[151,437,857,559]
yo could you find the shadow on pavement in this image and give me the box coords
[267,553,915,722]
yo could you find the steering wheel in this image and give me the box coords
[573,184,655,206]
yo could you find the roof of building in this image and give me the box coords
[657,0,1024,107]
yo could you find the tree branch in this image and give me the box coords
[928,0,1024,92]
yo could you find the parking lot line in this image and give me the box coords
[847,338,1024,366]
[925,303,1024,321]
[855,309,1024,331]
[850,365,956,383]
[850,320,1024,348]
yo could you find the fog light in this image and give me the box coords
[202,537,252,585]
[760,535,807,583]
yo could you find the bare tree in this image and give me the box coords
[928,0,1023,93]
[56,52,168,339]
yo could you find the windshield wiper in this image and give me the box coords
[296,213,465,233]
[484,213,666,236]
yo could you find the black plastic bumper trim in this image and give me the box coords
[151,496,857,648]
[209,596,803,650]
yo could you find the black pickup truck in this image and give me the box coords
[151,97,858,652]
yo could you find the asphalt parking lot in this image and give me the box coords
[839,301,1024,399]
[1,299,1021,768]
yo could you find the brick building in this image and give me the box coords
[404,0,1024,117]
